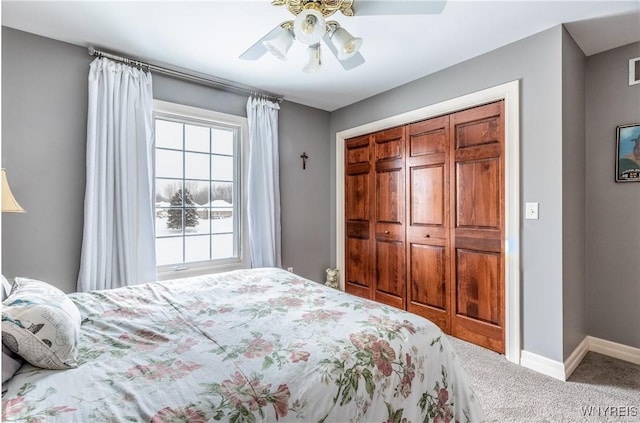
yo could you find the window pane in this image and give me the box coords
[156,179,182,207]
[211,233,234,259]
[185,152,209,180]
[193,209,211,234]
[185,180,210,235]
[185,124,210,153]
[212,128,234,155]
[156,207,177,237]
[185,235,210,263]
[183,204,201,235]
[211,211,233,234]
[156,120,183,150]
[185,180,210,207]
[211,182,233,205]
[211,181,233,234]
[156,237,183,266]
[156,149,183,178]
[212,155,233,181]
[164,209,185,235]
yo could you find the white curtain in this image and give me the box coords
[246,96,282,268]
[77,57,156,292]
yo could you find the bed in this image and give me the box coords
[2,267,482,422]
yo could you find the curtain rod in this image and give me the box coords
[88,46,284,103]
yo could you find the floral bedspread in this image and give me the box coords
[2,268,482,422]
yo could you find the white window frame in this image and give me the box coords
[154,99,250,280]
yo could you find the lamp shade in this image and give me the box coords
[303,45,324,73]
[1,168,25,213]
[330,27,363,61]
[294,8,327,46]
[263,28,295,61]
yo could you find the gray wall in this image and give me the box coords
[330,26,567,361]
[1,27,331,292]
[1,28,89,293]
[561,27,587,359]
[585,41,640,349]
[279,101,331,280]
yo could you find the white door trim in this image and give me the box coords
[335,80,521,364]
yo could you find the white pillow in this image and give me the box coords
[1,275,12,301]
[2,278,81,369]
[2,344,22,385]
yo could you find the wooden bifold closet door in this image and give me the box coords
[344,101,505,354]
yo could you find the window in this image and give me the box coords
[153,100,248,274]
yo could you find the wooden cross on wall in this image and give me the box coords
[301,152,308,170]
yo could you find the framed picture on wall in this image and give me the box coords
[616,123,640,182]
[630,57,640,85]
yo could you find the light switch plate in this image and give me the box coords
[525,202,539,220]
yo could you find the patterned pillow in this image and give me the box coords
[2,278,81,369]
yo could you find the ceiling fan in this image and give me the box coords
[240,0,446,72]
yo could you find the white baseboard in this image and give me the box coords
[522,336,640,381]
[564,337,590,379]
[587,336,640,365]
[521,350,567,381]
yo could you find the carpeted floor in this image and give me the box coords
[447,336,640,422]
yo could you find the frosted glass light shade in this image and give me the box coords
[294,9,327,46]
[263,28,295,61]
[303,45,324,73]
[1,169,25,213]
[331,27,363,61]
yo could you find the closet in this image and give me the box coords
[344,101,505,354]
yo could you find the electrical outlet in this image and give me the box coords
[286,267,293,272]
[525,202,539,220]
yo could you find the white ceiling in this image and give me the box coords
[2,1,639,111]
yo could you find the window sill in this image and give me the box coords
[156,262,250,281]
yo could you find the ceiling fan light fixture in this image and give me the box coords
[263,27,295,60]
[303,44,324,73]
[330,26,363,60]
[294,8,327,46]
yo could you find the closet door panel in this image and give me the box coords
[409,244,446,309]
[453,102,502,148]
[456,158,501,229]
[410,165,445,228]
[406,116,450,331]
[374,126,404,160]
[456,249,501,325]
[373,126,406,309]
[345,135,374,300]
[407,242,448,330]
[345,237,371,297]
[450,101,505,354]
[376,168,403,223]
[345,172,370,221]
[374,239,405,309]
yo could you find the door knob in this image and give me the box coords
[384,230,390,234]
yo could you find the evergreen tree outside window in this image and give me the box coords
[166,188,199,230]
[154,100,247,273]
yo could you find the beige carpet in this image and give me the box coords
[447,336,640,423]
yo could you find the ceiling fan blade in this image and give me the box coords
[353,0,447,16]
[323,33,365,70]
[337,52,365,70]
[239,25,283,60]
